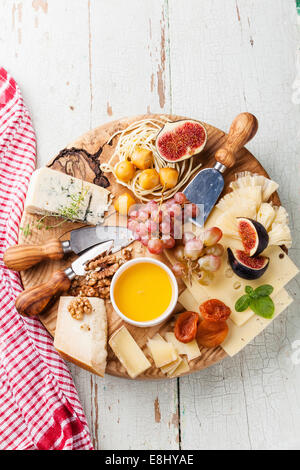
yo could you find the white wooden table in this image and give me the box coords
[1,0,299,450]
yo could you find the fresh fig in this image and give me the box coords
[227,248,269,280]
[237,217,269,257]
[156,119,207,163]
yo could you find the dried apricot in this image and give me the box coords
[174,311,199,343]
[196,319,228,348]
[199,299,231,322]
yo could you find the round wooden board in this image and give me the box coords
[19,114,281,379]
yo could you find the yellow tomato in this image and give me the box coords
[139,169,160,190]
[114,192,136,215]
[115,161,136,183]
[159,167,179,189]
[131,147,153,170]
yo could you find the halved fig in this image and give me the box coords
[237,217,269,256]
[227,248,269,280]
[156,119,207,162]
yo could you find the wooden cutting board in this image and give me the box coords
[19,114,281,379]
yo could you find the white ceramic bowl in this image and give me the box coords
[110,257,178,328]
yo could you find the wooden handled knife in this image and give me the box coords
[4,225,135,271]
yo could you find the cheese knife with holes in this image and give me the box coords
[183,112,258,225]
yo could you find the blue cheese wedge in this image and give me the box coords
[25,168,110,225]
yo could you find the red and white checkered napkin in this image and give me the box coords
[0,68,93,450]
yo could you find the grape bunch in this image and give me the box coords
[127,192,199,255]
[172,227,223,285]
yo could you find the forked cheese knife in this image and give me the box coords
[183,112,258,225]
[15,238,132,317]
[4,225,134,271]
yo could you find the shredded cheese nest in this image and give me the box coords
[100,117,203,202]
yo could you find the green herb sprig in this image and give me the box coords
[20,186,89,237]
[235,284,275,319]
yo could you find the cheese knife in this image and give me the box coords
[4,225,135,271]
[15,238,131,317]
[183,112,258,225]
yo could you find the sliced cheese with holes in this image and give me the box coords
[179,287,293,357]
[54,296,107,377]
[25,167,110,225]
[169,357,190,378]
[167,245,298,327]
[222,288,293,356]
[161,357,182,375]
[147,334,177,368]
[109,326,151,379]
[165,332,201,361]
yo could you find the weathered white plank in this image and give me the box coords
[82,0,179,450]
[169,0,300,450]
[0,0,91,163]
[1,0,299,451]
[0,0,179,450]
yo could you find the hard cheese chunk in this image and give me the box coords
[54,296,107,377]
[25,167,110,224]
[168,245,298,327]
[109,326,151,379]
[147,334,177,368]
[165,332,201,361]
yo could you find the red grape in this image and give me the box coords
[174,192,187,205]
[182,231,196,245]
[163,237,176,249]
[172,262,187,277]
[184,239,203,260]
[148,238,164,255]
[197,255,221,272]
[203,227,223,246]
[184,203,199,219]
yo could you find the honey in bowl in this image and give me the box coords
[113,262,173,322]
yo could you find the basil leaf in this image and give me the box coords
[250,296,275,319]
[235,295,251,312]
[245,286,254,296]
[254,284,274,297]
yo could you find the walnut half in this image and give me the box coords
[68,297,92,320]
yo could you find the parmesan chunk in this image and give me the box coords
[54,296,107,377]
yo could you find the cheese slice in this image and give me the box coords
[165,332,201,361]
[109,326,151,379]
[167,245,298,327]
[54,296,107,377]
[178,289,199,312]
[222,288,293,356]
[25,167,110,225]
[179,287,293,357]
[169,357,190,378]
[161,357,182,375]
[147,334,177,368]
